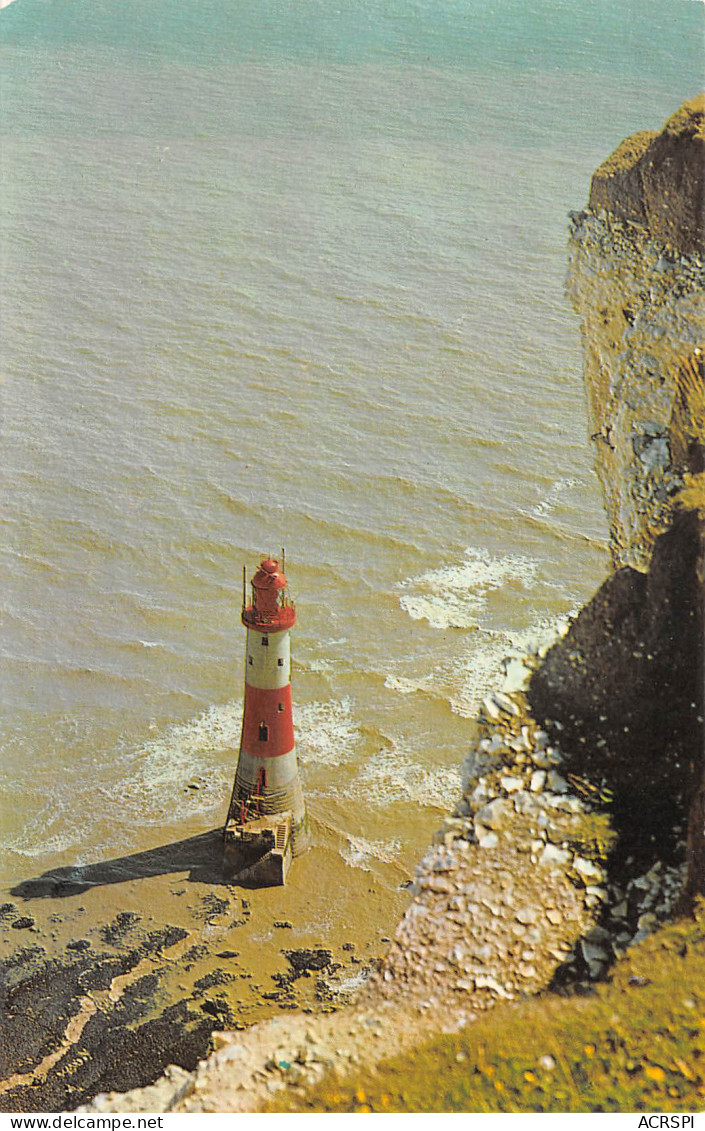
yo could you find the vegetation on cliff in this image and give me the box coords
[273,903,705,1113]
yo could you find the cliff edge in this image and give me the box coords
[537,95,704,906]
[569,98,704,574]
[589,94,704,259]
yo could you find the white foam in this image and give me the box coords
[4,701,245,860]
[448,613,575,719]
[341,833,402,870]
[350,747,461,810]
[531,477,580,518]
[4,695,367,862]
[398,548,538,630]
[383,674,423,695]
[294,697,360,765]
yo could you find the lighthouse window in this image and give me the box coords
[261,635,269,646]
[259,722,269,742]
[277,658,284,667]
[248,656,253,665]
[278,703,284,712]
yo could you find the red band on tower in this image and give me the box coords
[241,685,295,756]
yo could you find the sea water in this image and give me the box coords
[0,0,702,910]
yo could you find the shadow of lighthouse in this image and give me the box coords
[222,555,310,885]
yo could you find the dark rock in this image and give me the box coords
[193,970,234,994]
[282,948,333,974]
[100,911,141,945]
[589,95,705,257]
[530,509,704,878]
[11,917,35,930]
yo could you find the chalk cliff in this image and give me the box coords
[567,94,704,573]
[533,95,704,903]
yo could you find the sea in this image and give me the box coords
[0,0,702,982]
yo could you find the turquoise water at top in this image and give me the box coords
[1,0,699,75]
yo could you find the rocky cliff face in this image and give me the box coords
[567,94,704,573]
[533,95,705,905]
[588,96,704,260]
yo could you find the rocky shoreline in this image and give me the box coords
[80,644,689,1114]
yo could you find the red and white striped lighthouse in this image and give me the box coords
[225,555,309,857]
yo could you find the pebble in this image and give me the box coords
[469,784,488,807]
[585,885,607,902]
[573,857,604,884]
[500,776,524,793]
[531,750,554,769]
[470,943,494,962]
[424,877,452,894]
[637,911,657,932]
[454,978,475,992]
[494,692,521,717]
[475,799,510,830]
[482,696,502,721]
[540,844,572,869]
[433,858,455,873]
[474,974,513,999]
[516,907,538,926]
[513,791,539,815]
[478,832,499,850]
[581,939,609,966]
[530,770,546,792]
[486,734,508,754]
[546,771,569,794]
[502,658,532,692]
[545,908,563,926]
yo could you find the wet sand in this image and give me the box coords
[0,822,410,1112]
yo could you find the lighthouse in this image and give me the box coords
[223,555,309,882]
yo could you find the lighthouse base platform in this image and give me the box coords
[222,811,293,887]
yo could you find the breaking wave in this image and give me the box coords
[294,697,361,765]
[398,548,539,629]
[447,613,576,718]
[350,746,461,810]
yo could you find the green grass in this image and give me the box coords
[271,902,705,1113]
